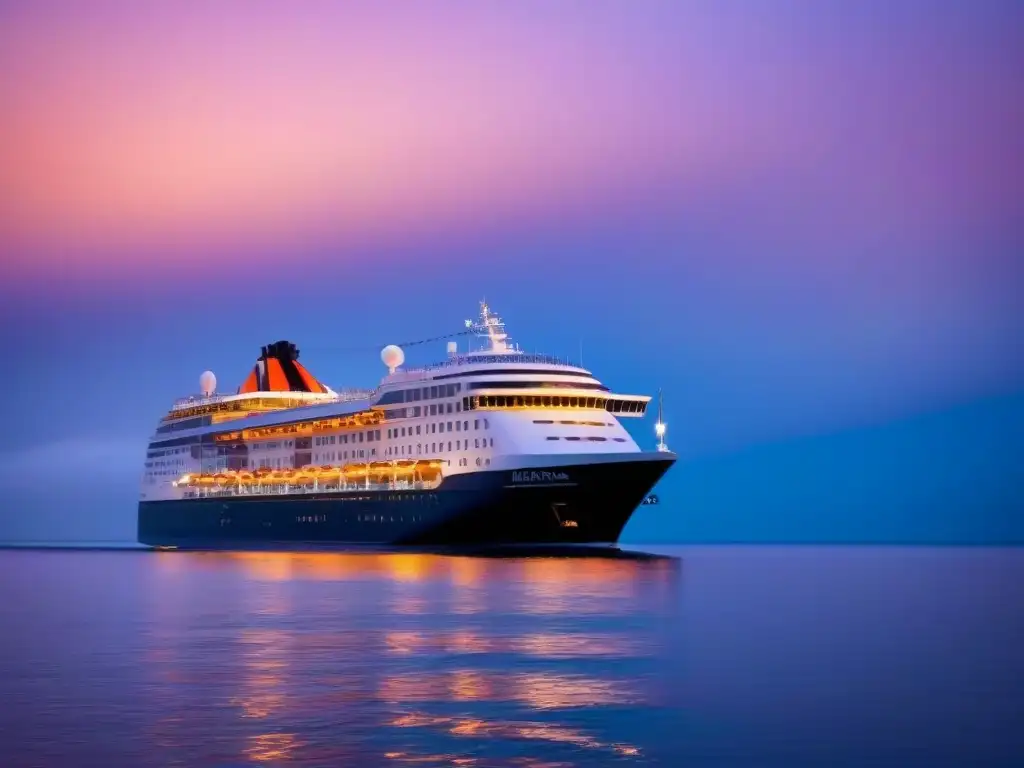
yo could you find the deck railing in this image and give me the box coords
[181,477,441,499]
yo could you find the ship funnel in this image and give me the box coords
[237,340,328,394]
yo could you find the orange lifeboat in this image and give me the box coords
[318,466,341,482]
[418,460,443,482]
[368,461,392,482]
[343,463,368,479]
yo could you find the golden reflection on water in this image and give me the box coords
[146,550,677,764]
[451,556,485,586]
[381,630,641,659]
[390,712,642,761]
[513,632,642,659]
[232,624,301,760]
[384,752,477,765]
[446,630,491,654]
[449,669,495,702]
[378,670,637,709]
[245,732,300,763]
[179,550,677,589]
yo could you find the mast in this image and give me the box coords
[466,300,516,354]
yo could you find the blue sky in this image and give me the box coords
[0,1,1021,543]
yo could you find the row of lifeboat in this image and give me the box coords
[175,460,442,488]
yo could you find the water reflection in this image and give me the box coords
[176,549,679,585]
[5,547,1015,765]
[382,630,645,659]
[390,712,643,761]
[377,670,636,709]
[142,549,678,765]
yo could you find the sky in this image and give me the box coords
[0,1,1021,542]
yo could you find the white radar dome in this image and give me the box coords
[381,344,405,373]
[199,370,217,396]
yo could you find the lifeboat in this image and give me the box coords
[293,472,317,486]
[237,471,255,483]
[195,474,217,487]
[343,463,368,479]
[318,465,341,481]
[418,460,443,482]
[368,461,392,482]
[212,473,231,486]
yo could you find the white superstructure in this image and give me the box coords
[140,302,653,502]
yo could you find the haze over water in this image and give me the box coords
[1,546,1020,766]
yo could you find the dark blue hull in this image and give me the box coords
[137,454,674,549]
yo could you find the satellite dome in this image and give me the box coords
[199,370,217,396]
[381,344,405,372]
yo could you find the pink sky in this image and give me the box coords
[1,2,1018,283]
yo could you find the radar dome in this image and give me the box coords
[381,344,405,372]
[199,370,217,396]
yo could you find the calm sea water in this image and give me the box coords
[0,546,1020,767]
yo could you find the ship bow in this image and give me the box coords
[409,451,675,546]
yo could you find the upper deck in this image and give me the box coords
[165,389,366,421]
[153,301,650,442]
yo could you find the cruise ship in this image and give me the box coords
[138,302,675,549]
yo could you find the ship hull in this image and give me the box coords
[137,454,673,549]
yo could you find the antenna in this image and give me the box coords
[655,389,668,452]
[467,300,513,354]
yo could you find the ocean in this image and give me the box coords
[0,545,1020,767]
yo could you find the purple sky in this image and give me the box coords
[0,1,1020,540]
